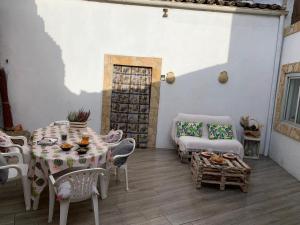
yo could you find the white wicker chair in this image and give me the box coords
[0,151,31,210]
[109,138,135,191]
[100,130,123,145]
[48,168,106,225]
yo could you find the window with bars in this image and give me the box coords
[282,74,300,125]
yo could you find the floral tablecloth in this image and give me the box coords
[28,125,109,210]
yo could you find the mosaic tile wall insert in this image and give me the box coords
[110,65,152,148]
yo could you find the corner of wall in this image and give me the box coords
[284,0,295,27]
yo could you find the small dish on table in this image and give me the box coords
[60,143,73,152]
[201,151,214,158]
[77,142,89,148]
[76,148,89,155]
[223,152,236,160]
[210,154,225,165]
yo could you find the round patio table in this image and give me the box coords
[28,125,110,210]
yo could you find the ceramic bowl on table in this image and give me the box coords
[77,142,89,148]
[60,143,73,151]
[201,151,214,158]
[76,148,89,155]
[223,152,236,160]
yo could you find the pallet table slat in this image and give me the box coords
[203,172,222,176]
[237,157,251,170]
[225,159,234,167]
[232,160,242,168]
[202,157,211,166]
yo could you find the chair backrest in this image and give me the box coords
[113,138,136,158]
[171,113,238,142]
[54,168,106,202]
[0,131,13,150]
[105,129,123,143]
[114,130,123,143]
[0,151,24,183]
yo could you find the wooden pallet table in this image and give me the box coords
[191,152,251,192]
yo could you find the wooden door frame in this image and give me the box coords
[101,54,162,148]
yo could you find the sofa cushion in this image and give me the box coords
[178,136,244,158]
[207,124,233,140]
[171,114,238,144]
[176,121,203,137]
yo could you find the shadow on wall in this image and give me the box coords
[0,0,278,151]
[0,0,101,131]
[155,12,277,150]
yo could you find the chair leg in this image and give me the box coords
[115,167,119,181]
[124,165,129,191]
[59,200,70,225]
[98,171,109,200]
[48,183,55,223]
[21,176,31,211]
[92,194,100,225]
[32,195,40,210]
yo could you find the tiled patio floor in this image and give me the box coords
[1,148,300,225]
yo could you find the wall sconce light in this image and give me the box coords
[163,8,168,18]
[166,72,175,84]
[218,71,229,84]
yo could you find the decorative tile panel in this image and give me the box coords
[101,55,162,148]
[110,65,152,148]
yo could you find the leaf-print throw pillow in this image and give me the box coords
[176,121,203,137]
[207,124,233,140]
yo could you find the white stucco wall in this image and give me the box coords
[285,0,295,26]
[255,0,283,5]
[270,31,300,180]
[0,0,279,149]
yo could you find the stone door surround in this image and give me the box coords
[101,54,162,148]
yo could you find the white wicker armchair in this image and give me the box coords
[108,138,136,191]
[48,168,106,225]
[0,151,31,210]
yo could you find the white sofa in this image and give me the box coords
[171,113,244,160]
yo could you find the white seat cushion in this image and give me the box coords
[178,136,244,158]
[8,164,28,180]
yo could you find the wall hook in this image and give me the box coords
[163,8,168,18]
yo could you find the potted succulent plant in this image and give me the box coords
[67,109,90,128]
